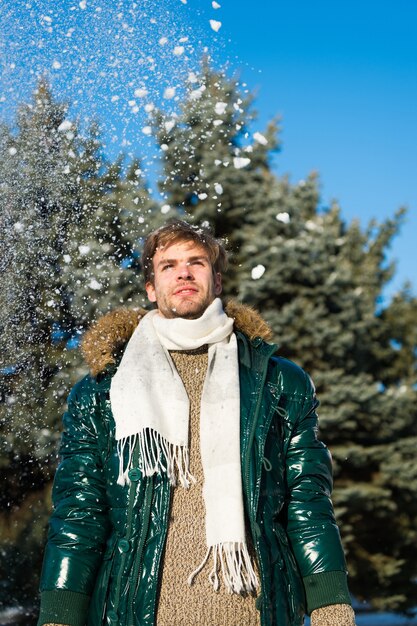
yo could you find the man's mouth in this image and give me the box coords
[174,287,198,295]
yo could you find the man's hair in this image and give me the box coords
[142,219,228,284]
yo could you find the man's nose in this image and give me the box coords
[177,263,194,280]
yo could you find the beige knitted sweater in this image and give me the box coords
[156,347,261,625]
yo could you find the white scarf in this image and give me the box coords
[110,298,258,594]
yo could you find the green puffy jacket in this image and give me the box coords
[38,303,351,626]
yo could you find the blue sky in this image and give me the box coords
[1,0,416,300]
[215,0,417,300]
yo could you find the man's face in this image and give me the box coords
[145,240,222,319]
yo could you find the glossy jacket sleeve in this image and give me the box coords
[38,376,110,626]
[285,371,351,614]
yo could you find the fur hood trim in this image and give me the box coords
[82,300,273,376]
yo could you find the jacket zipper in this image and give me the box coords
[243,343,276,626]
[244,344,276,505]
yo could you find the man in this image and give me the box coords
[38,220,356,626]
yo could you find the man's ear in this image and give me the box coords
[145,281,157,303]
[214,272,222,296]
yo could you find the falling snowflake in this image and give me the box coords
[233,157,251,169]
[253,132,268,145]
[58,120,72,132]
[209,20,222,32]
[190,86,204,100]
[134,87,148,98]
[163,87,176,99]
[88,278,102,290]
[214,101,227,115]
[251,265,266,280]
[276,212,290,224]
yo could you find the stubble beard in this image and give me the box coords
[159,291,215,320]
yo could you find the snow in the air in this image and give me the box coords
[233,157,251,169]
[215,102,227,115]
[88,279,102,290]
[253,132,268,145]
[164,120,176,132]
[251,265,266,280]
[163,87,176,99]
[276,212,291,223]
[190,86,205,100]
[209,20,222,32]
[58,120,73,132]
[134,88,148,98]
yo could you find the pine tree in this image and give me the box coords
[0,80,90,463]
[0,81,102,605]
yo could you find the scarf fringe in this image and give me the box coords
[117,429,195,488]
[187,542,259,594]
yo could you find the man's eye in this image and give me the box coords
[162,264,173,270]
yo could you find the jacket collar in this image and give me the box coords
[82,300,273,377]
